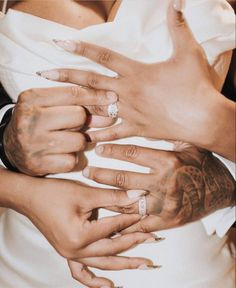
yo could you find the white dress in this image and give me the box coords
[0,1,235,287]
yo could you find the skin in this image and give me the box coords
[1,1,235,287]
[0,167,158,288]
[4,86,117,176]
[40,3,235,161]
[82,142,235,233]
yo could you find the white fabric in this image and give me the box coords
[202,155,236,237]
[0,104,15,168]
[0,1,235,287]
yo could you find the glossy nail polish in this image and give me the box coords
[53,39,77,52]
[36,70,59,81]
[138,264,162,270]
[173,0,185,12]
[82,167,90,178]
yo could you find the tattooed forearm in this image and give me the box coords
[173,150,235,223]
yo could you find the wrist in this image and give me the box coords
[191,86,235,161]
[0,168,35,216]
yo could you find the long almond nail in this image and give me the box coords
[138,264,162,270]
[127,190,147,199]
[36,70,60,81]
[53,39,77,52]
[173,0,185,12]
[144,236,165,243]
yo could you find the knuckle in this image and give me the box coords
[87,73,99,88]
[97,49,112,64]
[59,70,69,82]
[89,105,104,115]
[138,221,151,233]
[64,156,77,171]
[76,106,87,124]
[78,43,88,57]
[76,134,87,151]
[124,145,139,160]
[70,86,83,98]
[114,171,128,187]
[18,89,38,104]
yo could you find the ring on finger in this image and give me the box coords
[107,102,119,119]
[138,196,147,216]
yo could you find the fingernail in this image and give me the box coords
[127,189,147,199]
[106,91,118,102]
[173,0,185,12]
[82,167,90,178]
[95,145,104,155]
[53,39,77,52]
[36,70,59,80]
[144,235,166,244]
[138,264,162,270]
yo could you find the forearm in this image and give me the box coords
[192,88,235,162]
[0,167,34,215]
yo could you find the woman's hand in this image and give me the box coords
[0,171,158,288]
[4,86,117,176]
[82,143,235,232]
[36,1,235,161]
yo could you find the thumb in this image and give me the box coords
[168,0,198,56]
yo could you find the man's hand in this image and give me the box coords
[3,86,117,176]
[4,174,157,288]
[82,143,235,232]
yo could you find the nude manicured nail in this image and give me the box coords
[82,167,90,178]
[53,39,77,52]
[106,91,118,102]
[127,189,147,199]
[144,236,165,243]
[138,264,162,270]
[36,70,60,80]
[95,145,104,155]
[173,0,185,12]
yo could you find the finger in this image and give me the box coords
[121,215,171,234]
[36,153,77,175]
[83,184,148,210]
[83,166,152,190]
[95,144,160,168]
[19,86,117,107]
[87,115,115,128]
[68,260,114,288]
[47,131,86,154]
[37,69,118,91]
[79,255,155,271]
[44,106,86,130]
[83,214,143,244]
[87,123,133,143]
[168,0,198,56]
[74,232,155,258]
[53,39,138,75]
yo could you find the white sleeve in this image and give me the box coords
[0,104,15,168]
[202,155,236,237]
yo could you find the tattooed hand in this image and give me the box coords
[82,143,235,232]
[3,86,116,176]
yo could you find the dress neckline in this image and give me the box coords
[3,1,124,34]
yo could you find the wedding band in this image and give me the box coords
[138,196,147,216]
[107,102,119,118]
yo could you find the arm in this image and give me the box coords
[38,1,235,161]
[0,167,156,288]
[82,143,236,232]
[1,86,116,175]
